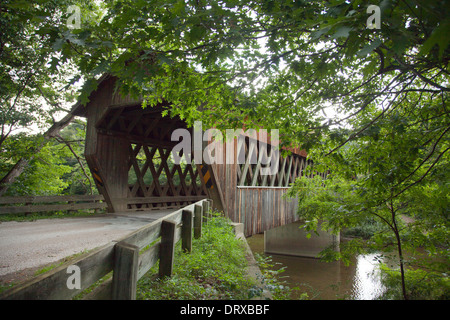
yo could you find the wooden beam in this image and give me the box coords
[193,204,203,239]
[105,107,125,130]
[277,157,287,187]
[202,200,210,223]
[129,145,151,197]
[181,210,193,253]
[0,202,107,215]
[96,128,176,149]
[143,117,161,137]
[0,195,104,205]
[111,196,206,205]
[239,141,256,186]
[0,242,115,299]
[112,242,139,300]
[285,155,293,187]
[159,220,176,278]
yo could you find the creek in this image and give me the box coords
[246,233,388,300]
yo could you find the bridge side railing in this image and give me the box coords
[0,195,107,215]
[0,199,212,300]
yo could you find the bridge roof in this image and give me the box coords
[70,74,307,158]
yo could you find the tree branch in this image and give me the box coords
[55,134,94,195]
[394,145,450,199]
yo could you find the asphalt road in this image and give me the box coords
[0,210,173,279]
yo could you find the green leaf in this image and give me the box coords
[419,21,450,59]
[310,26,331,40]
[357,39,382,56]
[332,26,353,39]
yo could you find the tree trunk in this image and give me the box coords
[390,199,408,300]
[0,112,75,196]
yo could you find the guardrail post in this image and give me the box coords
[68,200,75,214]
[181,210,193,253]
[202,200,210,224]
[112,242,139,300]
[159,220,176,278]
[193,204,203,239]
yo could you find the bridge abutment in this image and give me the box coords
[264,221,340,258]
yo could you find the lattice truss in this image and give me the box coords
[237,136,328,187]
[94,103,208,211]
[127,144,207,210]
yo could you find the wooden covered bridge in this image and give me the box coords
[71,75,325,236]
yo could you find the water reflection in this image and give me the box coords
[351,254,386,300]
[246,234,386,300]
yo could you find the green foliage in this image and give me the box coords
[379,264,450,300]
[288,165,449,298]
[2,122,93,196]
[0,0,93,143]
[57,121,96,195]
[2,1,448,203]
[254,253,309,300]
[4,141,72,196]
[0,0,447,301]
[137,214,257,300]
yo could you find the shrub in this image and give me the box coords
[378,264,450,300]
[137,213,257,300]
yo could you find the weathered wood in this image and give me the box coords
[0,242,115,300]
[181,210,193,253]
[285,156,293,187]
[0,199,208,300]
[235,187,300,236]
[239,139,256,186]
[202,200,210,223]
[0,195,107,215]
[0,194,104,204]
[193,204,203,239]
[113,196,206,205]
[112,242,139,300]
[0,201,107,215]
[137,242,160,280]
[159,220,176,278]
[83,277,113,300]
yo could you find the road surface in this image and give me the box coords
[0,210,173,281]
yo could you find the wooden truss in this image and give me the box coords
[236,136,328,187]
[82,83,209,212]
[126,143,207,210]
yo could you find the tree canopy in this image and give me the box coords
[2,0,448,164]
[0,0,448,299]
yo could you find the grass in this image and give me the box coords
[0,248,92,295]
[136,214,258,299]
[136,213,298,300]
[1,210,303,300]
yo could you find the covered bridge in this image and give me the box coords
[72,75,325,236]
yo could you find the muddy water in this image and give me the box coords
[246,233,386,300]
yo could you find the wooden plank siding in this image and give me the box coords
[235,187,299,237]
[210,135,326,236]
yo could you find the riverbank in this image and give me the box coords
[246,233,386,300]
[136,215,280,300]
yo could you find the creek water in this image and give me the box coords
[246,233,387,300]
